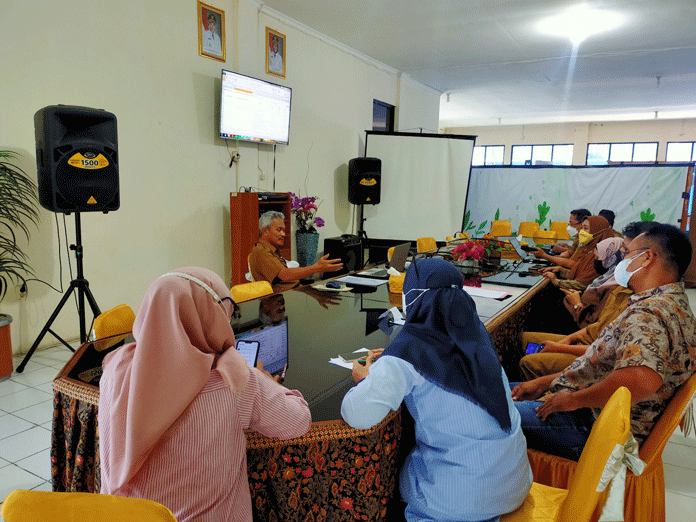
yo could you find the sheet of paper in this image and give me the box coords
[462,286,512,300]
[379,306,405,325]
[336,275,388,287]
[330,348,371,369]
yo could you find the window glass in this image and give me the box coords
[632,143,658,162]
[511,145,532,165]
[532,145,552,164]
[486,145,504,165]
[609,143,634,162]
[587,144,610,165]
[472,146,485,166]
[552,144,574,165]
[666,142,695,162]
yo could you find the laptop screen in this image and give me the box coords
[388,242,411,272]
[234,318,288,374]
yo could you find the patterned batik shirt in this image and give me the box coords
[550,282,696,444]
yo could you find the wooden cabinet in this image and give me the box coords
[229,192,292,286]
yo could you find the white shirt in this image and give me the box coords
[269,51,282,73]
[203,30,221,55]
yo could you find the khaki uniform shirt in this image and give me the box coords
[551,282,696,444]
[248,239,299,293]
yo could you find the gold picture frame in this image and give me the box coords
[266,27,286,79]
[198,1,225,62]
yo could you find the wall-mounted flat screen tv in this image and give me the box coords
[219,69,292,145]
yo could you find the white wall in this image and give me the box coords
[1,0,439,354]
[445,118,696,165]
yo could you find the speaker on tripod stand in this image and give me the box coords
[16,105,119,373]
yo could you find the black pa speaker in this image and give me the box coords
[324,235,363,276]
[35,105,119,213]
[348,157,381,205]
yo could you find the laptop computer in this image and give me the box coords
[357,242,411,279]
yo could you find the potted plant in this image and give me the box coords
[0,151,40,378]
[289,192,325,267]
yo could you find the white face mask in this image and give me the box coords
[566,224,577,237]
[402,288,428,314]
[613,251,647,288]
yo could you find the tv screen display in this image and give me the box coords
[219,69,292,145]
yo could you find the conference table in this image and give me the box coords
[50,258,550,521]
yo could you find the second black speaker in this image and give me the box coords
[348,157,381,205]
[35,105,119,213]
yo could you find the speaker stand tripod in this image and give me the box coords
[16,212,102,373]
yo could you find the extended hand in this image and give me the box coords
[352,356,375,383]
[532,248,547,259]
[535,390,577,420]
[561,288,582,307]
[511,379,548,402]
[256,361,284,384]
[315,254,343,273]
[542,271,557,282]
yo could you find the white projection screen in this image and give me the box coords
[363,132,475,241]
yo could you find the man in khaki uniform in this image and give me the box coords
[249,211,342,292]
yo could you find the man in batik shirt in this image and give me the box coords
[511,223,696,460]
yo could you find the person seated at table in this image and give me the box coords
[541,208,591,257]
[99,267,312,522]
[249,210,343,292]
[598,208,623,237]
[511,223,696,461]
[539,215,614,290]
[518,221,656,380]
[342,258,532,522]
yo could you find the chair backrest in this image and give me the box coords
[559,387,632,522]
[1,490,177,522]
[490,220,512,237]
[518,221,540,237]
[638,371,696,472]
[92,304,135,341]
[230,281,274,303]
[416,237,437,253]
[387,246,395,261]
[551,221,573,240]
[533,230,559,245]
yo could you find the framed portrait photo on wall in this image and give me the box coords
[266,27,286,79]
[198,1,225,62]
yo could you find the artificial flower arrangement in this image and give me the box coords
[289,192,325,233]
[452,236,507,262]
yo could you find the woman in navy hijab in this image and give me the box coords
[342,258,531,522]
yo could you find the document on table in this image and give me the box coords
[335,275,388,287]
[380,306,405,325]
[462,286,512,300]
[329,347,369,369]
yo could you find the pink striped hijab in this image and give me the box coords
[100,267,249,490]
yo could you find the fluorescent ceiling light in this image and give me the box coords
[537,3,625,45]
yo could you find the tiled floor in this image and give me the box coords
[3,319,696,519]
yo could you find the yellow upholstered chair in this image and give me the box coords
[550,221,573,240]
[490,220,512,237]
[502,387,632,522]
[532,230,558,245]
[230,281,274,303]
[527,373,696,522]
[387,246,395,262]
[518,222,540,237]
[416,237,437,253]
[446,232,470,244]
[91,304,135,344]
[1,490,177,522]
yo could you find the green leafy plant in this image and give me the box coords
[640,208,656,222]
[475,221,488,236]
[462,210,475,233]
[535,201,550,227]
[0,151,40,301]
[494,208,500,221]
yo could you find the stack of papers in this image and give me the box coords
[329,347,370,369]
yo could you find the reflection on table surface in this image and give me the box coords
[231,288,393,421]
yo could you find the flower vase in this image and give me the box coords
[296,232,319,267]
[459,259,479,274]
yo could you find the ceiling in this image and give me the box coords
[260,0,696,128]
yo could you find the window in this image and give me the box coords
[586,142,658,165]
[666,142,696,162]
[472,145,504,166]
[372,100,394,132]
[510,144,573,165]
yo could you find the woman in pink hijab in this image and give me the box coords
[99,267,312,522]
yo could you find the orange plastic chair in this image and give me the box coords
[446,232,470,244]
[502,387,632,522]
[532,230,558,245]
[416,237,437,253]
[387,246,395,262]
[518,222,540,237]
[550,221,573,240]
[527,373,696,522]
[490,220,512,237]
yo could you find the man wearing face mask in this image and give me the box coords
[533,209,591,262]
[511,223,696,461]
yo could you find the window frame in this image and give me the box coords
[510,143,574,166]
[472,145,505,166]
[586,141,659,165]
